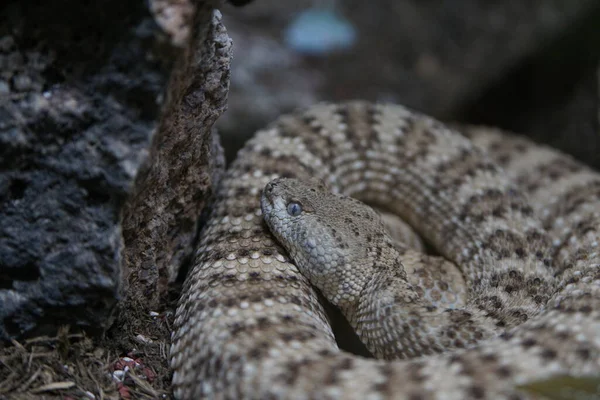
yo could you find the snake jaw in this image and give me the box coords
[260,177,378,310]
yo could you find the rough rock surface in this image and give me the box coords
[0,1,168,339]
[120,5,229,312]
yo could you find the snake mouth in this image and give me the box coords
[262,181,276,203]
[261,178,289,209]
[261,181,276,209]
[260,181,278,218]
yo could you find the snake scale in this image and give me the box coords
[170,101,600,399]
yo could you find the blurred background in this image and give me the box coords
[219,0,600,165]
[2,0,599,168]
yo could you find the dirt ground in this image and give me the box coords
[0,295,178,400]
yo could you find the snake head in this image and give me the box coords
[261,177,386,309]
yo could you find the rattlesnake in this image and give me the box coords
[262,176,509,360]
[171,101,600,399]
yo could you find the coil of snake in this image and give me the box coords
[171,101,600,399]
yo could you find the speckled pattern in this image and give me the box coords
[261,177,487,360]
[171,101,600,399]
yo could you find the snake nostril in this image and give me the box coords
[264,183,276,199]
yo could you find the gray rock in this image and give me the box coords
[0,0,168,339]
[121,7,230,311]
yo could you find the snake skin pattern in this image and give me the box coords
[261,176,501,360]
[171,101,600,399]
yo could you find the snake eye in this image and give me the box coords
[286,201,303,217]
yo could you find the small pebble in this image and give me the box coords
[112,369,125,382]
[135,333,154,344]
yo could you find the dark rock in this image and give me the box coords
[457,5,600,169]
[528,68,599,170]
[121,6,229,311]
[0,0,169,339]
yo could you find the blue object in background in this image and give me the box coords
[284,8,357,55]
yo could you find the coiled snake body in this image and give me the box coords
[171,102,600,399]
